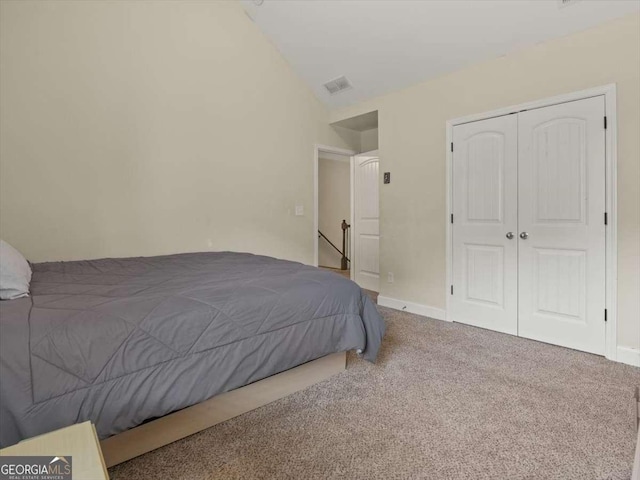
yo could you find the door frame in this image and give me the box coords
[313,144,357,280]
[445,84,618,361]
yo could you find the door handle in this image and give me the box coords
[520,232,529,239]
[506,232,514,240]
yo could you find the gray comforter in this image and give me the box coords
[0,252,384,448]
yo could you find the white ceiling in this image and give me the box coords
[241,0,640,109]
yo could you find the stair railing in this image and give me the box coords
[318,220,351,270]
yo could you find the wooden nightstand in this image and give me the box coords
[0,421,108,480]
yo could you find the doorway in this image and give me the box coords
[313,146,381,293]
[317,150,352,277]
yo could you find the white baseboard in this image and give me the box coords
[377,295,447,321]
[616,347,640,367]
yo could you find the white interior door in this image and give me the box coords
[517,96,606,354]
[451,115,519,334]
[354,153,379,292]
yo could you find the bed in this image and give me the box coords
[0,251,385,459]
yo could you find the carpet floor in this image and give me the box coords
[109,305,640,480]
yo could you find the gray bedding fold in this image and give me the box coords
[0,252,384,448]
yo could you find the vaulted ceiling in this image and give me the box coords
[241,0,640,108]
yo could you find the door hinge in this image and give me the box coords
[604,309,608,322]
[450,285,453,295]
[450,214,454,224]
[604,116,607,130]
[604,212,608,225]
[450,142,454,153]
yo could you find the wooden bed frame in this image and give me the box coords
[100,351,346,467]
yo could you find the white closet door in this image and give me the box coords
[517,96,606,354]
[354,154,379,292]
[451,115,518,334]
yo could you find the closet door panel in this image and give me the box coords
[517,96,606,354]
[451,114,518,335]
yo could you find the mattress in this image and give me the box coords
[0,252,385,448]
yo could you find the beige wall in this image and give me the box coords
[360,128,379,152]
[332,14,640,350]
[328,126,378,153]
[318,158,350,269]
[0,0,356,265]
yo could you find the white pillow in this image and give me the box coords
[0,240,32,300]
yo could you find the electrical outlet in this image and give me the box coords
[295,205,304,216]
[387,272,394,283]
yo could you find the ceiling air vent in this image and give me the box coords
[558,0,581,8]
[323,76,353,95]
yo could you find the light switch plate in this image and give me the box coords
[295,205,304,216]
